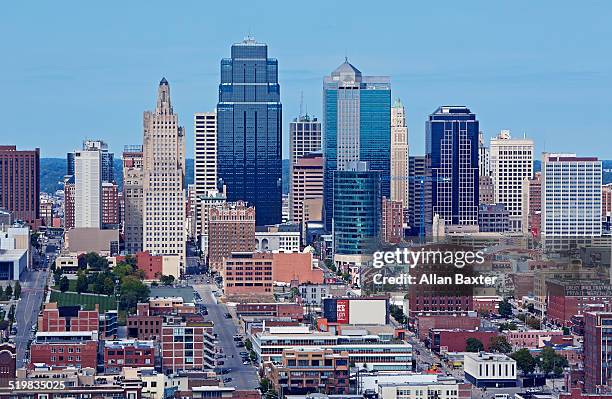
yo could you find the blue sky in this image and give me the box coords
[1,1,610,159]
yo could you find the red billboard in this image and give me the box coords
[336,299,349,324]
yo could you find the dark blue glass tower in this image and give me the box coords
[323,60,390,232]
[217,38,282,226]
[425,106,479,227]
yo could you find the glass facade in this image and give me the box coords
[426,106,479,227]
[333,165,381,255]
[217,38,282,226]
[323,61,390,231]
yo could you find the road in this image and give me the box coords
[192,282,258,390]
[14,267,49,367]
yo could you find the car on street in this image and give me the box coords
[239,351,248,356]
[243,361,249,365]
[223,377,232,383]
[224,313,232,319]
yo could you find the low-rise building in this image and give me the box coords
[429,329,498,353]
[503,330,564,349]
[30,331,98,369]
[255,224,301,253]
[0,249,27,281]
[160,318,215,373]
[463,352,517,388]
[126,303,163,341]
[236,303,304,321]
[267,348,350,395]
[103,340,155,373]
[66,227,119,256]
[38,303,99,333]
[415,313,481,341]
[377,375,471,399]
[252,326,413,371]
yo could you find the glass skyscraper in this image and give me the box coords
[333,162,381,255]
[323,60,390,231]
[217,38,282,226]
[426,106,479,227]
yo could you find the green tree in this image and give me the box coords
[76,271,88,293]
[489,336,512,353]
[13,281,21,299]
[498,299,512,317]
[159,275,176,286]
[5,285,13,299]
[119,275,150,312]
[53,270,63,286]
[245,339,253,351]
[511,348,536,374]
[84,252,109,271]
[259,378,273,394]
[466,338,484,352]
[517,313,527,322]
[0,287,6,301]
[562,326,570,335]
[539,346,568,376]
[113,263,133,280]
[59,276,70,292]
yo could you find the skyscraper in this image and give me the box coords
[408,155,426,236]
[122,145,143,254]
[490,130,534,231]
[390,99,409,208]
[142,78,186,270]
[333,162,381,259]
[67,140,114,183]
[0,146,40,225]
[323,60,391,231]
[194,112,217,195]
[541,153,602,246]
[478,131,490,178]
[216,37,282,226]
[289,114,322,224]
[74,148,101,228]
[426,106,479,228]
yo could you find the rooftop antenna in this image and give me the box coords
[299,91,304,117]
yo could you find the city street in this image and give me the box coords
[192,282,258,390]
[14,267,49,367]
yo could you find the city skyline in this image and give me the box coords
[1,1,611,159]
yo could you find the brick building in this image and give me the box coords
[381,197,403,245]
[30,331,98,369]
[268,348,350,395]
[63,177,75,229]
[38,303,99,333]
[236,303,304,321]
[547,279,612,326]
[0,146,40,225]
[101,182,119,227]
[103,339,155,373]
[126,303,163,341]
[584,311,612,393]
[428,329,498,353]
[415,313,481,340]
[208,201,255,271]
[0,343,16,387]
[160,318,215,373]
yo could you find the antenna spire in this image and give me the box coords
[299,91,304,117]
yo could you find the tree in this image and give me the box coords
[0,287,6,301]
[5,285,13,299]
[562,326,570,335]
[498,299,512,317]
[539,346,568,376]
[76,271,88,293]
[466,338,484,352]
[511,348,536,374]
[59,276,70,293]
[13,281,21,299]
[489,336,512,353]
[119,275,150,312]
[245,339,253,351]
[53,270,63,286]
[159,275,176,286]
[259,378,273,394]
[113,263,133,280]
[84,252,109,271]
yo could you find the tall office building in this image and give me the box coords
[522,172,542,236]
[490,130,534,231]
[541,153,602,244]
[0,146,40,225]
[333,162,381,262]
[323,60,391,231]
[216,37,282,226]
[101,182,119,228]
[207,201,255,271]
[67,140,114,183]
[425,106,479,228]
[584,311,612,393]
[194,112,217,195]
[142,78,186,270]
[390,99,409,208]
[478,131,490,177]
[63,176,75,230]
[122,145,144,254]
[407,155,426,236]
[290,115,322,164]
[381,197,403,244]
[290,153,324,232]
[74,148,101,228]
